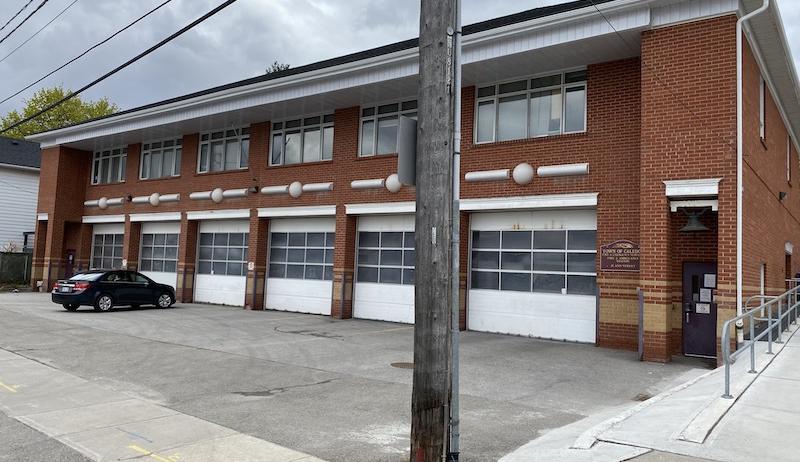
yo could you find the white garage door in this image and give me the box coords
[468,210,597,343]
[194,220,249,306]
[353,215,415,323]
[139,222,180,289]
[265,218,335,315]
[91,223,124,270]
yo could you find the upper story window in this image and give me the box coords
[197,127,249,173]
[91,147,127,185]
[141,139,181,180]
[475,70,587,144]
[271,115,334,165]
[360,100,417,157]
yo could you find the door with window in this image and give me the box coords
[265,218,335,315]
[682,262,718,358]
[468,210,597,342]
[194,220,249,306]
[353,215,415,323]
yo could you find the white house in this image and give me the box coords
[0,136,40,252]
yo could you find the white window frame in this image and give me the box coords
[470,229,597,295]
[473,69,587,145]
[270,114,334,166]
[140,138,182,180]
[359,100,418,157]
[91,234,124,270]
[197,127,250,173]
[759,78,766,140]
[268,231,335,281]
[91,147,127,185]
[355,230,416,285]
[197,232,249,276]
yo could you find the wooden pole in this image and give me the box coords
[411,0,455,460]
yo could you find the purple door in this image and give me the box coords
[683,262,718,358]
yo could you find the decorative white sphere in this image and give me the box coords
[288,181,303,198]
[385,173,402,193]
[211,188,224,204]
[512,163,534,185]
[148,192,160,207]
[98,197,108,209]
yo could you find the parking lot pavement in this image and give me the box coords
[0,293,707,461]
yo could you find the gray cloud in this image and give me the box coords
[0,0,798,116]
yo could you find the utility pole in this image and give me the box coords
[411,0,458,460]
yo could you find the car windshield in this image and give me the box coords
[68,273,104,281]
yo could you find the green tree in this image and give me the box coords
[1,86,118,139]
[266,60,290,75]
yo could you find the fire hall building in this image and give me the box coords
[27,0,800,362]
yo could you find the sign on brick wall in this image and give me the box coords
[600,240,640,272]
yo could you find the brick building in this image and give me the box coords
[26,0,800,362]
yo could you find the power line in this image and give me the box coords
[0,0,35,33]
[1,0,173,105]
[0,0,240,136]
[0,0,79,64]
[0,0,49,46]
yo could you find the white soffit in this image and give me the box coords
[82,214,125,224]
[663,178,721,198]
[346,202,416,215]
[257,205,336,218]
[460,193,598,211]
[186,209,250,221]
[129,212,182,222]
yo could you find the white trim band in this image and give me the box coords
[129,212,182,222]
[460,192,598,211]
[257,205,337,218]
[351,178,386,189]
[82,214,125,224]
[186,209,251,220]
[663,178,721,198]
[346,201,416,215]
[261,185,289,195]
[302,182,334,193]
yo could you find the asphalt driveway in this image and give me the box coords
[0,293,705,461]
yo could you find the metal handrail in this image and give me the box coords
[721,283,800,398]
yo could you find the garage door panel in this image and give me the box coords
[140,222,180,290]
[266,278,332,315]
[353,282,414,324]
[195,274,246,306]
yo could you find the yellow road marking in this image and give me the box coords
[0,380,17,393]
[127,445,179,462]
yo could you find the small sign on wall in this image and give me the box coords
[248,261,255,271]
[600,240,641,272]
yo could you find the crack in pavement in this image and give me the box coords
[233,378,339,397]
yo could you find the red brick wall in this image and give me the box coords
[742,36,800,301]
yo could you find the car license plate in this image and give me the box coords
[59,286,71,293]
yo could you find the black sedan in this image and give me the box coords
[52,270,176,312]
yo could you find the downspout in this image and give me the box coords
[737,0,770,343]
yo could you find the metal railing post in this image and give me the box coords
[776,299,784,344]
[748,311,756,373]
[767,304,774,354]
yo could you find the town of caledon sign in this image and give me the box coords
[600,240,641,272]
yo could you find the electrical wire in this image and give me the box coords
[0,0,240,136]
[0,0,79,64]
[0,0,173,105]
[0,0,35,33]
[0,0,49,46]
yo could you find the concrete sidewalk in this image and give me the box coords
[502,322,800,462]
[0,348,324,462]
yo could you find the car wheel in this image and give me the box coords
[94,294,114,312]
[156,292,173,309]
[62,304,79,311]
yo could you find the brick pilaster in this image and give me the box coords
[30,219,48,290]
[123,219,141,271]
[331,204,356,319]
[245,210,268,310]
[176,215,198,303]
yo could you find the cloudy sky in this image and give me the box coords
[0,0,799,116]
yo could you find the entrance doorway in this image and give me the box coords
[682,262,717,358]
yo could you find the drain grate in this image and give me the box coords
[391,362,414,369]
